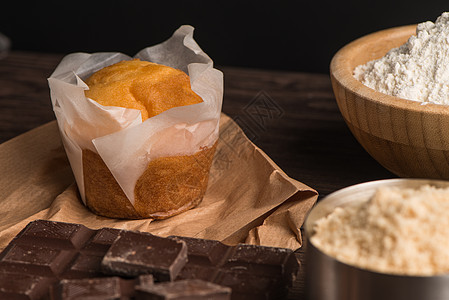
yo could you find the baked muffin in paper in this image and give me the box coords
[48,25,223,219]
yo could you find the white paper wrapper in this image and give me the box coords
[47,25,223,206]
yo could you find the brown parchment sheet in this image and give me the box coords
[0,113,317,251]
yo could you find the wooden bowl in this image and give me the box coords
[330,25,449,179]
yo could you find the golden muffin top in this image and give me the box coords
[84,59,202,121]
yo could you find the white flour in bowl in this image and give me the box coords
[354,12,449,104]
[311,185,449,276]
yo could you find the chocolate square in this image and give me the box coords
[0,272,56,300]
[0,244,77,276]
[101,231,187,281]
[13,220,94,250]
[52,277,137,300]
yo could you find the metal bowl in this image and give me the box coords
[305,178,449,300]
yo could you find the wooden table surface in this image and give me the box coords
[0,51,397,298]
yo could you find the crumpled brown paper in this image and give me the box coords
[0,113,317,251]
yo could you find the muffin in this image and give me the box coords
[82,59,217,219]
[84,59,203,121]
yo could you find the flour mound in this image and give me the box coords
[311,185,449,276]
[354,12,449,104]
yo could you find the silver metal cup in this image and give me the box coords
[305,178,449,300]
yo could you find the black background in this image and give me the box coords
[1,1,448,73]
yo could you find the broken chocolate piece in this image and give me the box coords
[51,277,137,300]
[224,244,298,285]
[0,272,56,300]
[214,269,283,300]
[101,231,188,281]
[135,279,231,300]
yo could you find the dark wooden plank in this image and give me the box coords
[0,51,63,142]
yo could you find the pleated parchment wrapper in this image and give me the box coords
[48,25,222,216]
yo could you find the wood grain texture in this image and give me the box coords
[331,25,449,179]
[0,51,398,299]
[0,51,63,142]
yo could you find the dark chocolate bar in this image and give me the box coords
[0,220,299,300]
